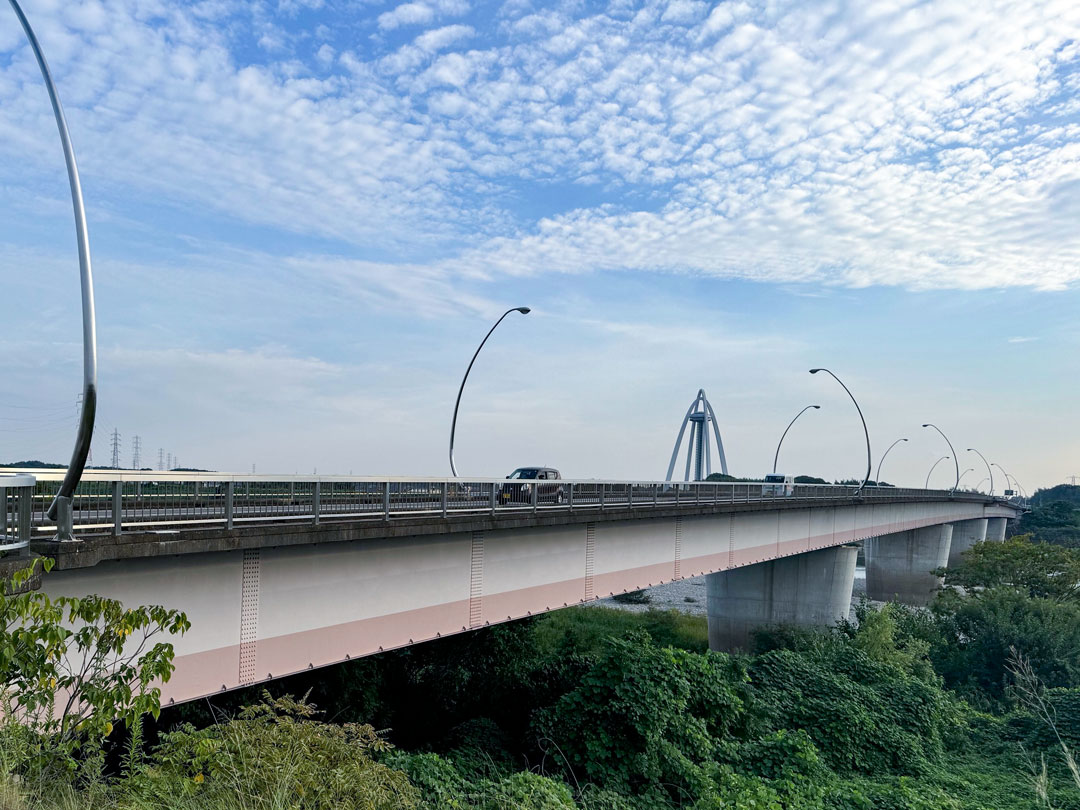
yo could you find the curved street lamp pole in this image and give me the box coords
[875,437,909,486]
[991,462,1014,494]
[449,307,530,477]
[8,0,98,541]
[922,424,959,493]
[809,369,871,495]
[772,405,820,474]
[956,467,975,488]
[926,456,951,489]
[975,477,989,492]
[967,448,993,495]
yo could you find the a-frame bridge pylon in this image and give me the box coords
[665,389,729,482]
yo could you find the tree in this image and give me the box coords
[0,559,189,770]
[940,536,1080,601]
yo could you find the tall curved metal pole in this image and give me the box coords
[922,423,959,493]
[8,0,98,535]
[809,369,871,495]
[448,307,529,476]
[956,467,975,488]
[772,405,820,474]
[925,455,951,489]
[874,437,909,485]
[991,462,1013,493]
[975,477,989,492]
[967,448,993,495]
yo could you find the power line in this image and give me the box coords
[110,428,121,469]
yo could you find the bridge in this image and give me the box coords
[1,470,1021,706]
[0,2,1029,717]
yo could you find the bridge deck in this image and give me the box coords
[0,470,1016,574]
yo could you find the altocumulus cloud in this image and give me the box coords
[0,0,1078,292]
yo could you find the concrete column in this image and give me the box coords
[865,524,952,606]
[947,518,988,568]
[706,545,857,651]
[985,517,1007,543]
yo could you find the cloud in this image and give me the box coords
[378,0,469,31]
[1008,336,1038,343]
[0,0,1077,292]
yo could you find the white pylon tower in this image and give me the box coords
[158,448,165,471]
[666,389,729,482]
[131,435,141,470]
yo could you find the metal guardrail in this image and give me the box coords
[0,473,35,552]
[0,469,1006,542]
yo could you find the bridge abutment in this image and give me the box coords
[864,525,952,605]
[946,518,988,568]
[985,517,1007,543]
[705,545,857,651]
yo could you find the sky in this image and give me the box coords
[0,0,1078,492]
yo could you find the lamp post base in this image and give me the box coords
[52,495,77,543]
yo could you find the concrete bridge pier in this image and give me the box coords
[865,525,952,606]
[947,518,988,568]
[706,545,858,651]
[985,517,1007,542]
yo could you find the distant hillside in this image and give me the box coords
[1012,484,1080,547]
[1031,484,1080,507]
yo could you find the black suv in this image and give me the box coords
[499,467,565,505]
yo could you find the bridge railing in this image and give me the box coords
[0,473,35,553]
[0,470,997,538]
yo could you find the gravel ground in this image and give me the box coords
[596,567,878,620]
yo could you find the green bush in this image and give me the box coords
[383,751,576,810]
[535,633,749,800]
[931,589,1080,700]
[133,693,418,809]
[478,771,577,810]
[748,639,955,775]
[384,751,471,809]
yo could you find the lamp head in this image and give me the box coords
[967,447,975,452]
[809,368,822,374]
[811,405,821,409]
[901,438,909,442]
[515,307,531,314]
[921,423,931,428]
